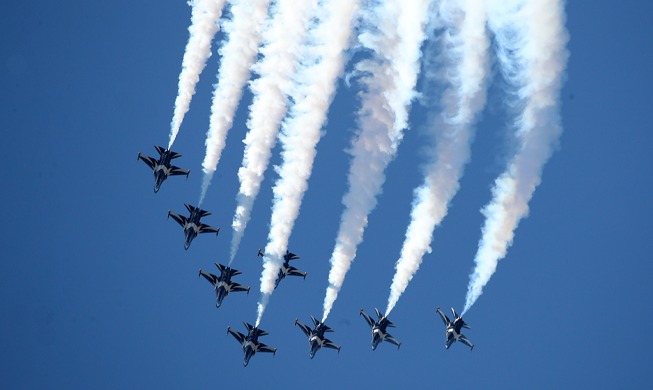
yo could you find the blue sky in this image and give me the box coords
[2,1,652,388]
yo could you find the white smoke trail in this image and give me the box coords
[462,0,568,315]
[198,0,272,206]
[384,0,490,316]
[230,0,318,263]
[255,0,360,327]
[322,0,432,323]
[168,0,226,150]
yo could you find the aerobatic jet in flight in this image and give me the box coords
[137,145,189,192]
[294,316,341,359]
[257,249,307,289]
[359,308,401,350]
[436,307,474,350]
[167,204,220,250]
[198,263,250,308]
[227,322,276,367]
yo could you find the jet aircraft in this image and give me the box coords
[168,204,220,250]
[436,307,474,350]
[137,145,189,192]
[198,263,250,308]
[294,316,341,359]
[227,322,276,366]
[359,308,401,350]
[257,249,307,289]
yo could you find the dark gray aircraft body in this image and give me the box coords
[199,263,250,308]
[295,316,341,359]
[257,249,307,289]
[360,308,401,350]
[436,307,474,350]
[168,204,220,249]
[137,145,189,192]
[227,322,276,366]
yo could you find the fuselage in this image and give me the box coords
[215,275,233,307]
[182,212,203,249]
[152,151,173,193]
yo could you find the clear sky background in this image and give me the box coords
[2,1,652,389]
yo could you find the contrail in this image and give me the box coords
[322,0,432,323]
[168,0,226,150]
[462,0,568,315]
[385,0,490,316]
[198,0,272,206]
[230,0,319,265]
[255,0,360,327]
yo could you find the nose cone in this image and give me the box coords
[216,289,227,308]
[184,240,191,250]
[372,334,380,350]
[154,172,165,192]
[309,342,318,359]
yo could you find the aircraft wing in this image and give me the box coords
[137,153,156,170]
[323,338,341,352]
[168,210,187,227]
[385,333,401,349]
[170,166,190,177]
[295,319,312,337]
[199,223,220,235]
[360,309,374,329]
[227,327,245,344]
[459,334,474,350]
[436,307,451,326]
[230,282,250,294]
[257,343,276,355]
[286,266,307,278]
[199,269,218,285]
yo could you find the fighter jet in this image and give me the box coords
[436,307,474,350]
[294,316,341,359]
[227,322,276,367]
[359,308,401,350]
[257,249,307,289]
[167,204,220,250]
[137,145,189,192]
[198,263,250,308]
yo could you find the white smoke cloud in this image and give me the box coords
[168,0,226,150]
[230,0,318,263]
[463,0,568,315]
[255,0,360,327]
[198,0,272,206]
[385,0,490,316]
[322,0,432,323]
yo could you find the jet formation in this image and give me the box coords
[137,148,476,365]
[360,308,401,350]
[436,307,474,350]
[199,263,250,308]
[168,204,220,250]
[227,322,277,366]
[137,145,189,192]
[294,316,342,359]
